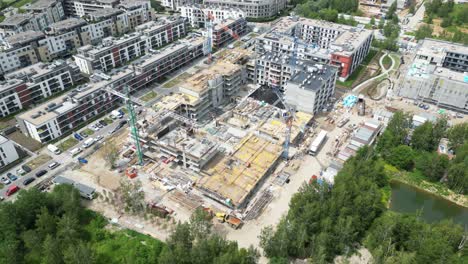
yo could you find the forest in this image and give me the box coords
[0,185,258,263]
[260,112,467,263]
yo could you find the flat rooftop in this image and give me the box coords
[24,0,56,10]
[153,93,199,111]
[0,14,33,26]
[406,59,435,79]
[88,8,123,19]
[418,38,468,57]
[198,133,282,207]
[288,63,337,91]
[0,79,24,93]
[5,60,68,80]
[5,31,45,46]
[47,18,87,33]
[434,67,468,83]
[18,68,134,126]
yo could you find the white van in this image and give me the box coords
[47,144,61,155]
[69,147,82,156]
[83,138,95,148]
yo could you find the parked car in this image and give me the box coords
[423,105,430,110]
[16,168,25,176]
[5,185,19,196]
[22,165,32,173]
[98,120,107,127]
[48,162,60,169]
[6,173,17,181]
[1,177,11,185]
[95,135,103,142]
[23,177,35,185]
[35,170,47,177]
[96,123,103,129]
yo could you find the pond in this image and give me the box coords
[390,181,468,226]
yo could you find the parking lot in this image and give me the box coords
[0,109,131,200]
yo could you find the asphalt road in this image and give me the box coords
[0,113,128,200]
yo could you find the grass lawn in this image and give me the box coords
[162,72,191,88]
[336,65,365,88]
[103,117,113,125]
[361,49,378,66]
[121,108,128,114]
[0,15,4,23]
[12,0,34,8]
[140,91,158,102]
[0,183,4,189]
[57,137,79,152]
[382,55,392,70]
[26,154,52,170]
[82,128,94,136]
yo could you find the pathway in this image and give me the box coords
[352,53,395,94]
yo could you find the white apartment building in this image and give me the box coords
[0,136,19,168]
[256,17,373,81]
[0,0,65,37]
[201,0,287,18]
[162,0,196,11]
[74,16,188,74]
[179,5,245,28]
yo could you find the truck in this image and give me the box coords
[308,130,327,156]
[215,212,243,230]
[74,183,95,200]
[83,138,95,148]
[47,144,61,155]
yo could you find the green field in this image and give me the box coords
[57,137,78,152]
[140,91,158,102]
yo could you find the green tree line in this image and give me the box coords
[0,185,257,263]
[260,111,467,263]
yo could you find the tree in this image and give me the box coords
[189,208,212,241]
[386,2,397,20]
[102,143,119,169]
[378,18,385,29]
[64,243,95,264]
[386,145,415,170]
[370,17,375,25]
[414,152,449,181]
[411,122,435,151]
[376,111,411,155]
[415,24,433,40]
[447,161,468,194]
[42,235,62,264]
[447,123,468,151]
[116,179,145,214]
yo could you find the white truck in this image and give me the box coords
[47,144,61,155]
[83,138,95,148]
[111,110,123,119]
[308,130,327,156]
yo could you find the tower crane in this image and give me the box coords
[104,85,144,165]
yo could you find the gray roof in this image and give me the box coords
[24,0,57,11]
[5,31,45,46]
[88,8,123,19]
[0,14,33,26]
[288,62,337,92]
[47,18,87,33]
[74,183,95,195]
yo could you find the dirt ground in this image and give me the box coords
[26,154,51,170]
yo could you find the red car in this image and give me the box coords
[6,185,20,196]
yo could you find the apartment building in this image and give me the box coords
[256,17,373,81]
[17,36,207,142]
[0,0,65,37]
[0,60,82,117]
[199,0,286,18]
[0,79,26,117]
[210,18,248,49]
[284,62,338,114]
[24,0,65,25]
[17,68,134,142]
[74,16,188,74]
[0,32,45,75]
[179,5,245,28]
[161,0,196,11]
[0,135,19,169]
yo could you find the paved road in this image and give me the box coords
[352,53,395,93]
[403,1,426,32]
[0,113,128,200]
